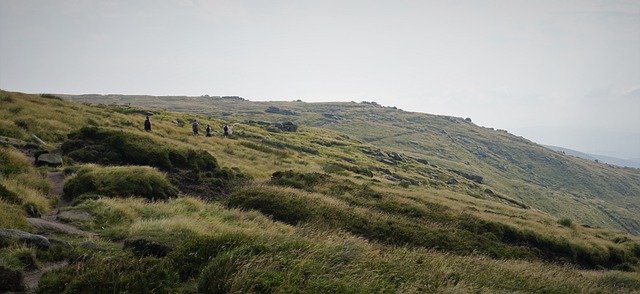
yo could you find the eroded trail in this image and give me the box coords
[23,261,68,294]
[21,170,95,291]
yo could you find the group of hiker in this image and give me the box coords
[144,116,231,138]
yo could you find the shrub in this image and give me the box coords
[558,218,573,228]
[63,166,178,201]
[39,94,63,100]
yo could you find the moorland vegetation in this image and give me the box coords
[0,90,639,292]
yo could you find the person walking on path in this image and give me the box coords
[192,120,199,136]
[223,124,230,138]
[144,116,151,132]
[206,125,212,137]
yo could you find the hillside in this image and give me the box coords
[1,90,640,292]
[544,145,640,169]
[63,94,640,235]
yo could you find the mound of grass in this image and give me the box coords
[63,166,178,201]
[62,127,247,197]
[38,256,180,293]
[269,170,329,191]
[0,147,31,176]
[0,201,31,231]
[0,120,27,140]
[228,185,640,270]
[0,148,50,223]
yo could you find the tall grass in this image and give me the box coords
[63,165,178,201]
[0,147,50,226]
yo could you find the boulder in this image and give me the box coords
[446,177,458,185]
[389,152,403,161]
[0,266,25,292]
[36,153,63,166]
[0,229,50,249]
[79,241,104,251]
[378,158,396,165]
[57,210,94,223]
[274,122,298,132]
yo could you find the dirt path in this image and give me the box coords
[23,261,68,294]
[47,171,65,198]
[22,170,95,291]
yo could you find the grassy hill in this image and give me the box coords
[1,90,639,292]
[62,94,640,235]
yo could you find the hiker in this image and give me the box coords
[144,116,151,132]
[192,120,199,136]
[205,124,212,137]
[223,124,229,138]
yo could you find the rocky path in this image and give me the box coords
[20,170,94,292]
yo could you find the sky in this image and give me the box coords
[1,0,639,159]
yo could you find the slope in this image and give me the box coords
[1,90,639,292]
[62,94,640,235]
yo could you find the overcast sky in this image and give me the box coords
[1,0,639,159]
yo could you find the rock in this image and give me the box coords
[265,106,297,115]
[446,177,458,185]
[379,158,396,165]
[389,152,403,161]
[0,265,25,292]
[79,241,103,251]
[415,158,429,165]
[36,153,63,166]
[0,229,50,249]
[274,121,298,132]
[484,188,495,195]
[57,210,94,223]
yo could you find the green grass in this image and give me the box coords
[0,90,638,292]
[63,165,178,201]
[70,93,640,235]
[62,126,248,198]
[38,196,640,293]
[0,147,50,226]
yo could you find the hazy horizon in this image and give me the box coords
[1,0,638,158]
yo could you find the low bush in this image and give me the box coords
[558,218,573,227]
[63,166,178,201]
